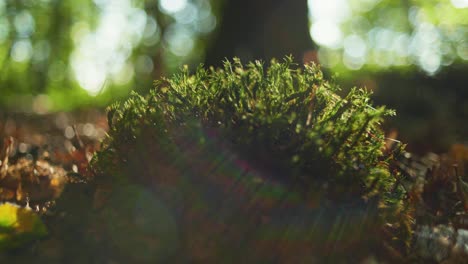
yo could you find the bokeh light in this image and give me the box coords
[308,0,468,74]
[451,0,468,8]
[68,0,216,96]
[11,40,33,63]
[71,0,147,95]
[159,0,188,14]
[0,0,217,109]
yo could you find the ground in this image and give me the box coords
[0,109,467,263]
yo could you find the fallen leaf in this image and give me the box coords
[0,203,47,250]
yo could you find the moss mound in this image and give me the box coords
[92,57,411,261]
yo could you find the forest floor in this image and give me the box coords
[0,110,467,263]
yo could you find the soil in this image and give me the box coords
[0,109,467,263]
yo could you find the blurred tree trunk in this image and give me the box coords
[205,0,315,66]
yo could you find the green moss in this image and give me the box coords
[92,57,411,257]
[96,57,401,197]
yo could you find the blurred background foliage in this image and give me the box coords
[0,0,467,150]
[310,0,467,74]
[0,0,221,111]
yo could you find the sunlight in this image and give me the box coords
[11,40,32,62]
[343,34,367,59]
[308,0,465,73]
[310,21,343,48]
[159,0,187,14]
[308,0,349,48]
[342,34,366,70]
[173,2,198,24]
[411,22,442,74]
[72,58,107,96]
[72,0,147,95]
[308,0,350,22]
[451,0,468,8]
[164,25,195,56]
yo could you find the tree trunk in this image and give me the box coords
[205,0,315,66]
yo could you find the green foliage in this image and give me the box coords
[314,0,468,74]
[92,57,412,256]
[98,57,400,200]
[0,0,99,110]
[0,0,218,111]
